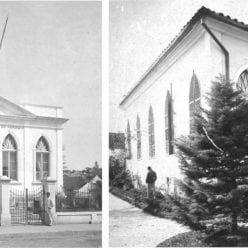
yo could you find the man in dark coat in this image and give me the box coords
[146,166,157,199]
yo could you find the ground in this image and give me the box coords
[109,193,188,247]
[0,223,101,247]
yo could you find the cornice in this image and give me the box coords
[0,115,68,130]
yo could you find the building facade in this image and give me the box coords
[120,7,248,192]
[0,96,68,189]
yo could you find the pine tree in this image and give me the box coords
[175,76,248,236]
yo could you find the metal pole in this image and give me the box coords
[0,16,8,50]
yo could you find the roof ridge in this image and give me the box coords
[120,6,248,106]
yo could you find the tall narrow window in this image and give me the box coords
[136,115,141,159]
[36,137,49,180]
[237,69,248,93]
[165,91,174,154]
[2,134,17,180]
[126,121,132,159]
[148,106,155,158]
[189,72,201,133]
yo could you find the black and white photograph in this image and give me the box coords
[109,0,248,247]
[0,1,101,247]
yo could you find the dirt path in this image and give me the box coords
[109,193,188,247]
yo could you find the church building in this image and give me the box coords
[120,7,248,192]
[0,96,68,189]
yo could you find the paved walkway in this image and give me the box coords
[0,224,101,247]
[0,223,101,234]
[109,193,188,247]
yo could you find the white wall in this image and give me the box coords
[0,124,64,190]
[19,103,63,118]
[122,22,248,190]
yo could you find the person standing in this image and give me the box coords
[46,192,55,226]
[145,166,157,200]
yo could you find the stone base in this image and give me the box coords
[0,213,11,226]
[56,211,102,224]
[89,213,98,224]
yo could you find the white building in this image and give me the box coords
[120,7,248,191]
[0,96,68,189]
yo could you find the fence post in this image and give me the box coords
[0,176,11,225]
[41,177,57,224]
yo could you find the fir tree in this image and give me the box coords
[175,76,248,235]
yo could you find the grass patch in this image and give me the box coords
[157,231,207,247]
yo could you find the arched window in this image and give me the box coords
[237,69,248,93]
[2,134,17,180]
[36,137,49,180]
[189,72,201,133]
[165,91,174,155]
[136,115,141,159]
[148,106,155,158]
[126,121,132,159]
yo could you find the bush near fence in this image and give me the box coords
[56,185,102,212]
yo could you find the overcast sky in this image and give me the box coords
[110,0,248,132]
[0,1,101,170]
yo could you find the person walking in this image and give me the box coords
[45,192,55,226]
[145,166,157,200]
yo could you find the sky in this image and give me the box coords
[0,1,101,170]
[110,0,248,132]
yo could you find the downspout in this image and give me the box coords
[201,18,230,81]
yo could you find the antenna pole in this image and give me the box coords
[0,16,8,50]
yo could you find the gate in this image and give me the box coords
[9,187,45,224]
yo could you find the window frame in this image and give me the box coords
[237,69,248,93]
[189,72,201,133]
[126,121,132,160]
[148,106,155,158]
[165,91,174,155]
[36,137,50,181]
[2,134,17,181]
[136,115,141,160]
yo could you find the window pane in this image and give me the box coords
[43,169,48,179]
[43,153,49,163]
[43,152,49,178]
[10,162,17,180]
[9,152,16,163]
[36,153,41,180]
[43,162,49,174]
[9,152,17,180]
[2,151,8,176]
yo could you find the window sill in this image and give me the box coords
[32,182,42,185]
[10,181,22,185]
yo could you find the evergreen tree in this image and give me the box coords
[175,76,248,235]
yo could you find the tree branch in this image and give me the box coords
[202,127,224,153]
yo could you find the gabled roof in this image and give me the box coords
[0,96,36,118]
[119,6,248,106]
[0,95,68,125]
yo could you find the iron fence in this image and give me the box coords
[9,187,44,224]
[56,186,102,212]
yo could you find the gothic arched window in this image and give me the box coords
[2,134,17,180]
[126,121,132,159]
[189,72,201,133]
[237,69,248,93]
[165,91,174,155]
[148,106,155,158]
[136,115,141,159]
[36,137,49,180]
